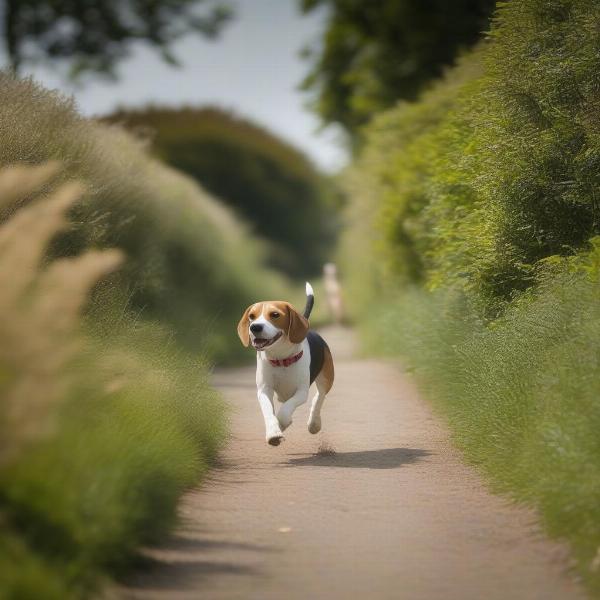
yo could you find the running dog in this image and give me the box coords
[237,283,334,446]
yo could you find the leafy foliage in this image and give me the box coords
[105,106,340,277]
[300,0,495,136]
[346,0,600,317]
[471,0,600,309]
[341,0,600,594]
[2,0,232,77]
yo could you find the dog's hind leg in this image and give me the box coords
[307,380,327,434]
[308,348,334,434]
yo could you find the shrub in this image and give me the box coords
[345,0,600,317]
[0,165,226,598]
[340,50,486,316]
[340,0,600,595]
[104,106,339,278]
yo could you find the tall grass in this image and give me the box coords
[0,72,289,363]
[0,163,122,464]
[0,165,226,599]
[360,255,600,593]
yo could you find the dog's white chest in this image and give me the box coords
[257,342,310,403]
[271,366,302,402]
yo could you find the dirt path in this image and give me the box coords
[124,327,585,600]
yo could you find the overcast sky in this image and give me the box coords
[15,0,348,172]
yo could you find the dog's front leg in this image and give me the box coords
[277,386,309,431]
[257,386,284,446]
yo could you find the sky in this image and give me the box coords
[16,0,348,172]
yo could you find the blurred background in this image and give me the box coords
[2,0,600,598]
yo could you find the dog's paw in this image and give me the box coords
[307,416,322,434]
[267,433,284,446]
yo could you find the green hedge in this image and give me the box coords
[341,0,600,594]
[105,106,339,278]
[346,0,600,317]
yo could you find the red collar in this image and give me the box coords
[268,350,303,367]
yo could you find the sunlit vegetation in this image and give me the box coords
[104,106,340,277]
[341,0,600,593]
[0,165,226,599]
[0,72,304,598]
[1,74,289,363]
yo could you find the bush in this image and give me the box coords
[0,73,289,363]
[0,165,226,599]
[340,0,600,595]
[104,106,339,278]
[345,0,600,318]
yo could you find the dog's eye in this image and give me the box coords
[270,312,280,319]
[248,314,256,320]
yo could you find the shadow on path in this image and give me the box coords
[122,535,271,594]
[125,558,260,592]
[285,447,431,469]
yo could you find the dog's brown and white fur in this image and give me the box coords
[237,283,334,446]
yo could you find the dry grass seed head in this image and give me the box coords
[0,164,123,463]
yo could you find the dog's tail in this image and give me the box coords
[304,281,315,319]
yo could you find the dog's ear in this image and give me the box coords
[286,304,309,343]
[237,305,253,347]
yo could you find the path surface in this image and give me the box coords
[124,327,585,600]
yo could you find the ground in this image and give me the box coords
[123,327,585,600]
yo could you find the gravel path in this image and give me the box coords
[123,326,585,600]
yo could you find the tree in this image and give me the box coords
[300,0,495,137]
[104,106,340,278]
[2,0,232,77]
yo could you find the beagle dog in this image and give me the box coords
[237,283,334,446]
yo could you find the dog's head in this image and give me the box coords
[237,301,309,350]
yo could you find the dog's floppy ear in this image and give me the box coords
[286,304,309,343]
[237,305,253,347]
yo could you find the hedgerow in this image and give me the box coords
[347,0,600,317]
[104,106,340,278]
[0,165,226,599]
[341,0,600,594]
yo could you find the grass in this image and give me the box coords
[0,72,290,364]
[0,159,227,599]
[1,323,225,599]
[359,260,600,594]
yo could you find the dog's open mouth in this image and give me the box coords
[252,332,282,350]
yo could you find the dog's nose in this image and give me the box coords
[250,323,263,334]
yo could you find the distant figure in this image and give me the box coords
[323,263,345,324]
